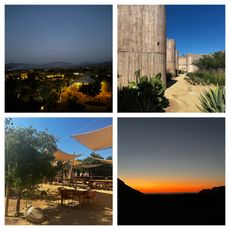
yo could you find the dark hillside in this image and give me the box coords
[118,178,225,225]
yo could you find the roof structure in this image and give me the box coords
[72,125,112,151]
[75,75,95,84]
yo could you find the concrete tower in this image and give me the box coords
[118,5,166,87]
[166,38,176,77]
[175,49,179,75]
[179,56,187,73]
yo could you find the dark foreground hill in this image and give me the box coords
[118,178,225,225]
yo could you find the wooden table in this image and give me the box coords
[59,188,89,205]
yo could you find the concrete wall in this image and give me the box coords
[186,53,203,73]
[179,54,203,73]
[179,56,187,73]
[166,38,176,77]
[118,5,166,87]
[175,49,179,74]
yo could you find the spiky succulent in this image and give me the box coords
[198,86,225,112]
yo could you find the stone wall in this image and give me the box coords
[179,54,203,73]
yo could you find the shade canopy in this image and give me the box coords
[78,164,103,169]
[71,159,81,167]
[72,125,112,151]
[89,156,112,165]
[54,149,81,161]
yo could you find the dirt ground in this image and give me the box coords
[5,184,112,225]
[165,74,214,112]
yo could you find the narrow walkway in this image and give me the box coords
[165,74,213,112]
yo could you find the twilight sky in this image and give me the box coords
[5,5,112,64]
[166,5,225,55]
[118,118,225,193]
[11,118,112,160]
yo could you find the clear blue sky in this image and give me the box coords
[5,5,112,64]
[118,118,225,193]
[166,5,225,55]
[11,118,112,160]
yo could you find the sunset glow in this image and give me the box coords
[122,177,224,193]
[118,118,225,194]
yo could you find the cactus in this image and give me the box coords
[118,71,169,112]
[135,69,141,83]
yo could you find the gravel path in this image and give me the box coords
[165,74,213,112]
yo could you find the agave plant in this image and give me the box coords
[198,86,225,112]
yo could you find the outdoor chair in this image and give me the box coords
[82,191,97,205]
[58,188,73,205]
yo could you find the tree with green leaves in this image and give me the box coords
[194,51,225,71]
[80,153,112,177]
[79,82,101,97]
[5,120,58,216]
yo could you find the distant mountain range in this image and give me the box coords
[199,186,225,195]
[119,178,225,195]
[5,61,112,71]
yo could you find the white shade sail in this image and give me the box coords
[89,156,113,165]
[54,149,82,161]
[72,125,112,151]
[71,159,81,167]
[78,164,103,169]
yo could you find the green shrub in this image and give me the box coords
[187,70,225,86]
[118,72,169,112]
[79,82,101,97]
[194,51,225,71]
[198,86,225,112]
[166,72,173,81]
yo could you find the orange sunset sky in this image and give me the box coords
[118,118,225,194]
[121,176,224,193]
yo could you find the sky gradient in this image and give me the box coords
[166,5,225,55]
[10,118,112,160]
[118,118,225,194]
[5,5,112,64]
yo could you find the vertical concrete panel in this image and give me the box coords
[175,49,179,73]
[118,5,166,87]
[179,56,187,72]
[166,38,176,77]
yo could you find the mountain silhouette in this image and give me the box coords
[118,179,148,225]
[118,178,145,198]
[199,186,225,195]
[5,61,112,71]
[118,178,225,225]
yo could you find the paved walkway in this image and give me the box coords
[165,74,213,112]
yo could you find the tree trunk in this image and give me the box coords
[15,191,21,217]
[5,181,10,216]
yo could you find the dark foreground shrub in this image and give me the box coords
[118,73,169,112]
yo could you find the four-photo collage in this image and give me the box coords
[3,1,227,228]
